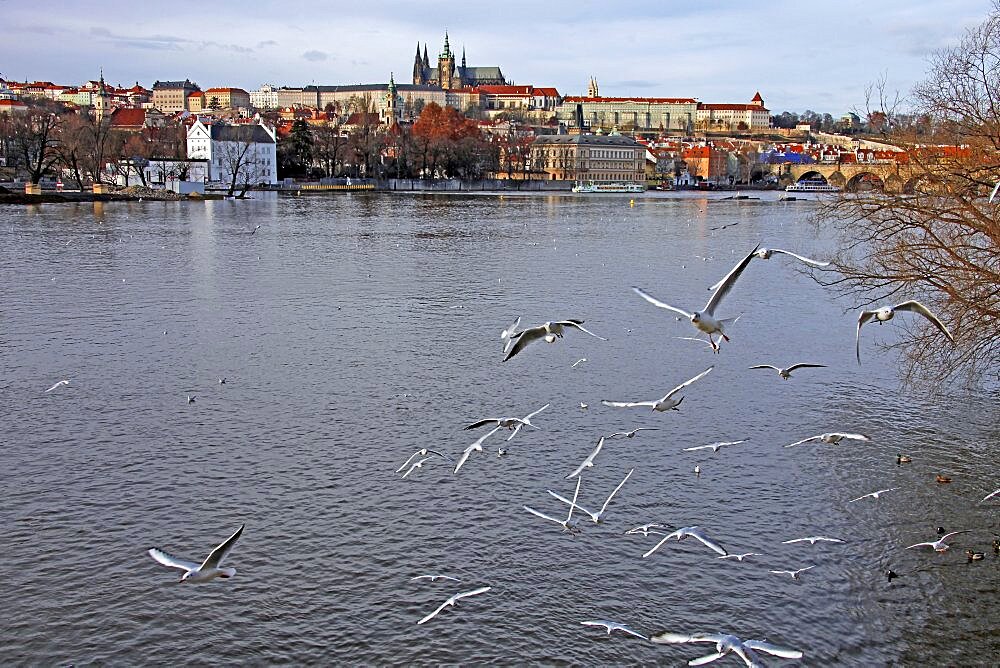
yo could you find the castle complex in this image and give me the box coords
[411,33,507,90]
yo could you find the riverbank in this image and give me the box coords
[0,184,226,205]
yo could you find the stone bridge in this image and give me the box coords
[771,162,921,193]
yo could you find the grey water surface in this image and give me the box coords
[1,192,997,666]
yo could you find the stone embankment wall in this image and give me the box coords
[382,179,573,192]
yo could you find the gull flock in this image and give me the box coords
[126,237,993,665]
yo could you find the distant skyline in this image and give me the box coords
[0,1,989,114]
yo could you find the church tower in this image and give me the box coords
[382,72,399,125]
[460,48,467,87]
[438,32,456,89]
[587,76,599,98]
[94,68,110,122]
[412,44,425,85]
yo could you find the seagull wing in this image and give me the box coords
[566,475,582,525]
[651,632,726,645]
[417,599,452,625]
[200,523,245,570]
[940,530,970,541]
[522,403,550,422]
[766,248,830,267]
[464,419,500,431]
[524,505,566,526]
[662,366,713,400]
[703,243,760,315]
[742,640,803,659]
[395,450,421,473]
[503,325,548,361]
[601,400,656,409]
[424,449,455,463]
[642,533,673,558]
[832,432,870,442]
[615,624,648,640]
[147,548,199,572]
[856,310,878,363]
[894,300,954,342]
[547,489,597,518]
[688,651,728,666]
[402,457,431,479]
[599,468,634,516]
[784,435,820,448]
[689,528,728,556]
[452,585,491,602]
[500,316,521,340]
[785,363,826,372]
[558,320,608,341]
[905,541,935,550]
[632,286,693,318]
[983,489,1000,501]
[566,437,606,479]
[455,426,500,473]
[682,444,713,452]
[748,365,780,372]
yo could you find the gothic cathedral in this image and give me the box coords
[412,32,507,89]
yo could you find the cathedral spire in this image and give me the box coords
[443,31,451,57]
[423,43,429,68]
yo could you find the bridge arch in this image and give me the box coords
[845,171,884,192]
[794,170,830,184]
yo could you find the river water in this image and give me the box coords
[1,192,997,666]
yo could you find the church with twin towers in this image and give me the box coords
[411,32,507,90]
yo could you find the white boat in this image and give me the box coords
[572,181,645,193]
[785,179,840,193]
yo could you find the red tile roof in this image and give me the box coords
[110,108,146,128]
[699,103,767,111]
[563,96,698,104]
[751,91,763,102]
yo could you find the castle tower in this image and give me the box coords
[587,76,599,98]
[423,44,430,70]
[460,47,467,86]
[438,32,456,89]
[94,68,110,122]
[750,91,764,107]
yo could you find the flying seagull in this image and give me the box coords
[396,448,454,474]
[147,524,245,583]
[503,319,606,361]
[525,477,583,533]
[782,536,845,545]
[602,367,712,413]
[548,468,634,523]
[905,530,970,552]
[848,488,899,503]
[410,574,460,583]
[401,457,432,479]
[856,300,954,364]
[982,489,1000,502]
[454,425,503,474]
[464,403,550,441]
[572,358,588,368]
[784,432,870,448]
[718,552,762,562]
[44,379,70,393]
[769,565,816,580]
[566,436,605,479]
[625,522,673,537]
[416,586,491,625]
[643,526,728,558]
[651,631,803,667]
[683,438,748,453]
[608,428,659,439]
[748,363,826,380]
[580,620,647,640]
[633,243,759,351]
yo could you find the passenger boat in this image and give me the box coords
[785,179,840,193]
[572,181,646,193]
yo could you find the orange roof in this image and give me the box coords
[110,108,146,127]
[205,87,248,94]
[563,96,698,104]
[475,85,533,95]
[189,91,205,97]
[699,103,767,111]
[751,91,763,102]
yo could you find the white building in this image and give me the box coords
[249,84,279,110]
[186,118,278,186]
[696,92,771,131]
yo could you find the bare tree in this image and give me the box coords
[816,6,1000,384]
[8,100,63,185]
[215,125,269,197]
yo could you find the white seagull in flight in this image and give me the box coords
[565,436,605,479]
[44,379,70,393]
[525,477,583,534]
[633,243,759,351]
[856,300,953,364]
[147,524,245,583]
[651,631,803,667]
[683,438,748,453]
[769,565,816,579]
[500,316,522,353]
[982,489,1000,502]
[548,468,634,523]
[602,366,712,413]
[410,574,460,583]
[848,488,899,503]
[718,552,762,562]
[782,536,845,545]
[503,319,606,361]
[396,448,453,474]
[784,432,870,448]
[580,620,647,640]
[608,428,659,439]
[905,530,970,552]
[416,586,491,625]
[643,526,728,558]
[454,425,502,474]
[463,403,550,441]
[748,363,826,380]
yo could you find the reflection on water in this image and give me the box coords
[1,192,997,665]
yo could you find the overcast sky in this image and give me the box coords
[0,1,989,114]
